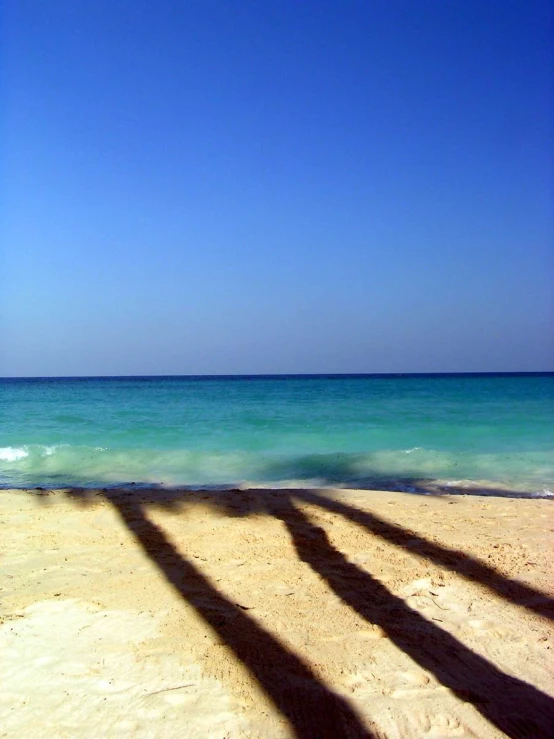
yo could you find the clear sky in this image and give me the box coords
[2,0,553,376]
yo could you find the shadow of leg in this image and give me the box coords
[110,497,375,739]
[297,489,554,621]
[274,497,554,739]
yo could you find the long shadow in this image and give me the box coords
[27,483,554,620]
[293,489,554,620]
[38,483,554,619]
[270,496,554,739]
[23,485,554,736]
[108,495,374,739]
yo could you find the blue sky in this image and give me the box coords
[2,0,553,375]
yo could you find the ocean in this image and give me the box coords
[1,374,553,497]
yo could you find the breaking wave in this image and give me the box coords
[0,444,552,498]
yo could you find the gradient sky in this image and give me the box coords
[2,0,553,376]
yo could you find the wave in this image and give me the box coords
[0,447,30,462]
[0,444,553,498]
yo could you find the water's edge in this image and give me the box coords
[2,374,553,498]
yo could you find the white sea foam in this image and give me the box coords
[0,447,29,462]
[0,442,552,499]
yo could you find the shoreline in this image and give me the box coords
[2,476,552,499]
[2,486,553,737]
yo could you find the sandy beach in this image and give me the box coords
[1,486,553,738]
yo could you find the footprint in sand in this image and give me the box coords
[421,713,465,736]
[467,619,508,638]
[389,670,433,698]
[356,626,387,640]
[401,670,430,686]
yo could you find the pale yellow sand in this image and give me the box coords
[1,486,553,738]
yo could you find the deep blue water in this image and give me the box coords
[1,374,553,496]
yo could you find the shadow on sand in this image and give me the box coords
[27,484,554,738]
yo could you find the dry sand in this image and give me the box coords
[1,486,553,738]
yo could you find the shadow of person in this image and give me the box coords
[293,488,554,621]
[269,495,554,739]
[109,494,375,739]
[32,484,554,738]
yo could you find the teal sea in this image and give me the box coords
[1,374,553,497]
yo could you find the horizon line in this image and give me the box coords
[1,371,553,381]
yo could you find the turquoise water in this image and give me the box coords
[1,374,553,496]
